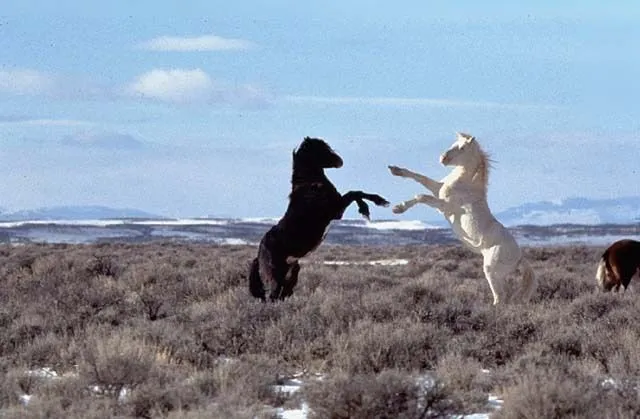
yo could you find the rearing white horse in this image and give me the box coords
[388,132,536,305]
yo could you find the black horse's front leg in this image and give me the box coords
[340,191,390,219]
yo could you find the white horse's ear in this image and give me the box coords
[457,132,475,142]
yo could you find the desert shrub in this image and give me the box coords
[205,257,250,294]
[453,304,544,367]
[126,377,204,418]
[79,328,156,398]
[1,242,637,418]
[189,290,284,362]
[305,369,457,419]
[85,255,121,278]
[7,398,118,419]
[0,368,32,408]
[602,329,640,378]
[327,319,448,374]
[533,270,593,301]
[1,375,119,419]
[124,263,186,321]
[493,367,640,419]
[416,291,489,334]
[17,332,78,368]
[135,319,201,367]
[435,354,493,413]
[568,292,627,323]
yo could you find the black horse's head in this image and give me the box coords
[293,137,343,169]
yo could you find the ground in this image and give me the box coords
[0,242,638,418]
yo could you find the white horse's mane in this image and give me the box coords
[464,136,492,194]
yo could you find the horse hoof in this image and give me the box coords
[388,165,404,176]
[392,205,405,214]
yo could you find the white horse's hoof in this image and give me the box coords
[388,165,406,176]
[392,204,406,214]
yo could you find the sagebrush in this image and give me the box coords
[0,242,637,418]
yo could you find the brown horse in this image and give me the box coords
[595,239,640,292]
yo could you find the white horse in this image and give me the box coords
[388,132,536,305]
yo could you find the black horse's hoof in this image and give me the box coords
[373,195,390,207]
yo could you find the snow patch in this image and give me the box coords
[363,220,435,231]
[276,402,310,419]
[323,258,409,266]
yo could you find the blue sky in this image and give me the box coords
[0,1,639,219]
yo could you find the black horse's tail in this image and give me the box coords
[249,257,266,301]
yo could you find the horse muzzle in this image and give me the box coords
[439,154,450,165]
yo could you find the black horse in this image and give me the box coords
[249,137,389,301]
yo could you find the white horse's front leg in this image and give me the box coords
[392,194,448,214]
[392,196,421,214]
[388,166,443,195]
[415,194,448,212]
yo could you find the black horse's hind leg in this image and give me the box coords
[248,257,265,301]
[252,240,295,302]
[280,262,301,299]
[253,240,286,301]
[341,191,390,219]
[268,262,290,301]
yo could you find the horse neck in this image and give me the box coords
[447,155,488,194]
[291,161,328,186]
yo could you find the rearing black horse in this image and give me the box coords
[249,137,389,301]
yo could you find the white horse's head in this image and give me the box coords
[439,132,481,167]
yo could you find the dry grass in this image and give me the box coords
[0,242,638,417]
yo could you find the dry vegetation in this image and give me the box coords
[0,241,638,418]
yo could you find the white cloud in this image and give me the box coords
[0,67,269,107]
[0,69,113,100]
[0,69,57,95]
[126,68,214,104]
[125,68,270,106]
[60,131,145,150]
[137,35,253,51]
[0,118,92,127]
[284,95,561,110]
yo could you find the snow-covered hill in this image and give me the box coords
[1,197,640,227]
[0,205,160,221]
[495,197,640,226]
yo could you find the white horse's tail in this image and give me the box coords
[518,258,537,302]
[595,258,607,290]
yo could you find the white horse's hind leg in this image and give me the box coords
[482,265,504,305]
[482,245,521,305]
[512,259,536,302]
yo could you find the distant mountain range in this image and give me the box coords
[0,205,161,221]
[0,197,639,226]
[494,196,640,226]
